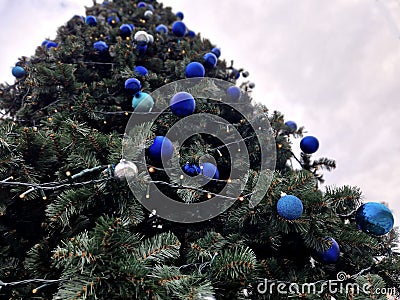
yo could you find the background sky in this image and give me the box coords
[0,0,399,226]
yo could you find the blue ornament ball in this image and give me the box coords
[120,24,133,37]
[124,78,142,94]
[203,52,218,68]
[315,237,340,264]
[148,4,154,11]
[107,16,120,26]
[199,162,219,180]
[149,136,174,163]
[170,92,196,117]
[187,30,196,38]
[41,40,50,47]
[176,11,184,20]
[46,42,58,49]
[277,195,303,220]
[300,136,319,154]
[137,1,146,8]
[285,121,297,132]
[355,202,394,236]
[226,86,241,101]
[172,21,187,37]
[132,92,154,112]
[156,24,168,34]
[185,62,205,78]
[93,41,108,53]
[211,47,221,58]
[137,44,148,54]
[85,15,97,26]
[12,66,26,79]
[134,66,148,76]
[183,163,200,177]
[129,24,135,30]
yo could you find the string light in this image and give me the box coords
[148,167,155,173]
[227,178,232,183]
[3,176,13,182]
[217,149,223,157]
[238,196,244,202]
[145,184,150,199]
[207,193,213,199]
[19,187,35,199]
[66,171,72,177]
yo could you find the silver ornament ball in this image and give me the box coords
[144,10,153,18]
[114,159,138,180]
[134,30,150,43]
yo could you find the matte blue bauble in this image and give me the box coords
[119,24,133,37]
[46,42,58,49]
[149,136,174,163]
[41,40,50,47]
[226,86,241,101]
[132,92,154,112]
[170,92,196,117]
[300,136,319,154]
[232,69,240,79]
[93,41,108,52]
[285,121,297,132]
[124,78,142,94]
[176,12,184,20]
[277,195,303,220]
[172,21,187,37]
[85,15,97,26]
[137,2,146,8]
[102,1,109,6]
[156,24,168,34]
[12,66,26,79]
[185,62,205,78]
[134,66,148,76]
[183,163,200,176]
[203,52,218,68]
[187,30,196,38]
[199,162,219,180]
[129,24,135,30]
[211,47,221,58]
[137,44,148,54]
[107,16,120,26]
[315,237,340,264]
[355,202,394,236]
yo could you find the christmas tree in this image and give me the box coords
[0,0,399,299]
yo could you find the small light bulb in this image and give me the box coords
[146,194,150,199]
[227,178,232,183]
[238,196,244,202]
[32,289,38,294]
[149,167,155,173]
[66,171,71,177]
[207,194,212,199]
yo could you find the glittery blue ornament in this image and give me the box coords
[183,163,200,176]
[124,78,142,94]
[12,66,26,78]
[119,24,133,37]
[176,11,184,20]
[132,92,154,112]
[199,163,219,181]
[107,16,120,26]
[137,2,146,8]
[85,15,97,26]
[300,136,319,154]
[46,42,58,49]
[134,66,148,76]
[226,86,241,101]
[156,24,168,34]
[355,202,394,236]
[315,237,340,264]
[277,195,303,220]
[172,21,187,37]
[93,41,108,53]
[285,121,297,132]
[187,30,196,38]
[203,52,218,68]
[149,136,174,163]
[211,47,221,58]
[185,62,205,78]
[170,92,196,117]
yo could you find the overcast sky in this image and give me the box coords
[0,0,399,225]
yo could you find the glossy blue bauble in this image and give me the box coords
[93,41,108,52]
[107,16,120,26]
[203,52,218,68]
[137,2,146,8]
[285,121,297,132]
[183,163,201,177]
[132,92,154,112]
[172,21,187,37]
[185,62,205,78]
[12,66,26,78]
[226,86,241,101]
[156,24,168,34]
[300,136,319,154]
[199,162,219,181]
[129,24,135,30]
[277,195,303,220]
[134,66,148,76]
[176,11,184,20]
[211,47,221,58]
[85,15,97,26]
[41,40,50,47]
[187,30,196,38]
[356,202,394,236]
[315,237,340,264]
[119,24,133,37]
[46,42,58,49]
[149,136,174,163]
[137,44,148,54]
[170,92,196,117]
[124,78,142,94]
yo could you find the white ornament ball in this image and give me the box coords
[147,33,154,44]
[134,31,150,44]
[144,10,153,18]
[114,159,138,180]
